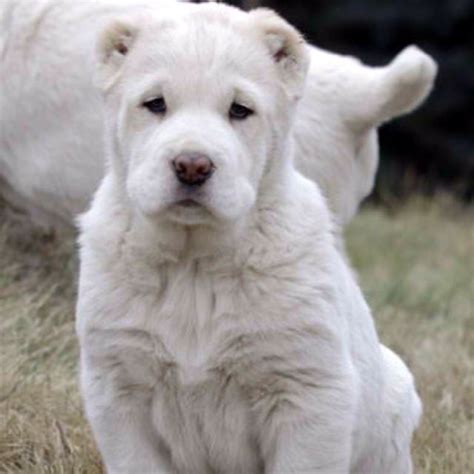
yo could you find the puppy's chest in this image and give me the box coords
[102,257,315,393]
[149,263,233,377]
[89,258,320,471]
[120,267,263,471]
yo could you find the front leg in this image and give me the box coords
[261,390,354,474]
[249,338,358,473]
[80,354,174,474]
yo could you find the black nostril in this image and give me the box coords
[172,153,215,186]
[176,161,187,175]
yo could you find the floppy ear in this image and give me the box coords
[250,9,310,100]
[96,19,139,90]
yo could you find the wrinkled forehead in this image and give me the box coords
[122,7,276,100]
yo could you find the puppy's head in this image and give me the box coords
[96,3,309,226]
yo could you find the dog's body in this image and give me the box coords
[76,3,421,472]
[0,0,436,230]
[78,174,420,474]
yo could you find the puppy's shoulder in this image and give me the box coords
[240,170,337,273]
[284,170,336,242]
[78,174,130,260]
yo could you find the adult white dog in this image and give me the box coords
[77,3,421,473]
[0,0,437,230]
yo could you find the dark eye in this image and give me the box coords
[143,97,167,114]
[229,102,254,120]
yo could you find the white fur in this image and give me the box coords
[0,0,437,230]
[296,44,437,225]
[76,4,421,473]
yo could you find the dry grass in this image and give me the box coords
[0,197,473,473]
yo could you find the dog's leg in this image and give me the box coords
[256,371,357,474]
[80,361,174,474]
[377,346,422,474]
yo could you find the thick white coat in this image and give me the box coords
[0,0,437,230]
[76,4,421,473]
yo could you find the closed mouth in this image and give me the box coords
[166,197,214,225]
[175,199,201,208]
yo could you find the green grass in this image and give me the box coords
[0,197,473,473]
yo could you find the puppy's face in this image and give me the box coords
[98,4,309,226]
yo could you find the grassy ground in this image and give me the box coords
[0,197,472,473]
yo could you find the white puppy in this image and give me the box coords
[0,0,437,230]
[77,3,421,473]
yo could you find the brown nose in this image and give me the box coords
[172,153,215,186]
